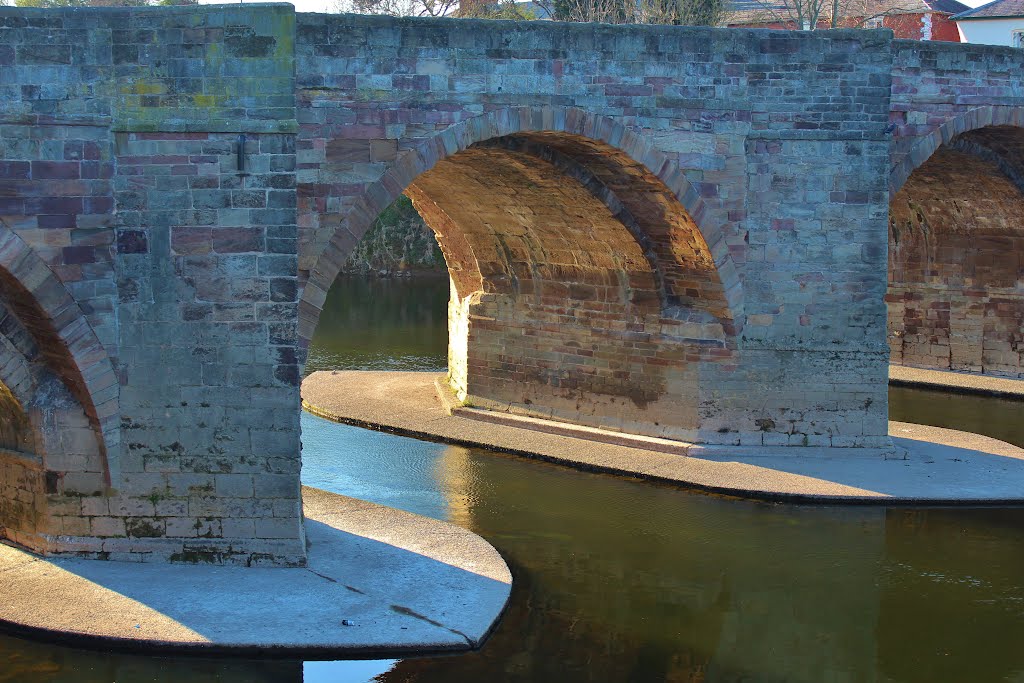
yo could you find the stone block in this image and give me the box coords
[254,474,299,499]
[215,474,254,498]
[255,517,298,539]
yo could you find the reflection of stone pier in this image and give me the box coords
[435,444,478,532]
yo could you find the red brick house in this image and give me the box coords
[727,0,969,40]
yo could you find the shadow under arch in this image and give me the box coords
[889,105,1024,195]
[298,106,744,347]
[0,225,120,487]
[0,318,103,552]
[887,108,1024,377]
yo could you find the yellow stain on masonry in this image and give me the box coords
[120,80,165,96]
[191,94,220,108]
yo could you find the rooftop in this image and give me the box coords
[728,0,970,25]
[952,0,1024,19]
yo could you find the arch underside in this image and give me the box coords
[0,225,115,553]
[888,126,1024,377]
[299,108,744,333]
[323,130,737,439]
[0,296,104,553]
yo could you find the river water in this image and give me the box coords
[3,276,1024,683]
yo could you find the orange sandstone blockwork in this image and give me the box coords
[406,143,729,439]
[888,132,1024,378]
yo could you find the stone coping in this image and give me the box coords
[302,370,1024,505]
[889,364,1024,399]
[0,486,511,658]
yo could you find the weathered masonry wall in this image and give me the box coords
[889,43,1024,377]
[1,4,304,565]
[296,16,894,447]
[0,4,1020,564]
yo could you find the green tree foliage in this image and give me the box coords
[345,196,445,275]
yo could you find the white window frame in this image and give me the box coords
[1013,29,1024,48]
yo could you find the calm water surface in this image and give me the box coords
[3,277,1024,683]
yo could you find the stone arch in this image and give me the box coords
[887,109,1024,377]
[889,105,1024,195]
[0,305,106,553]
[475,134,732,324]
[299,106,744,345]
[0,224,120,487]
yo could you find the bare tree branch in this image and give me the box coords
[334,0,458,18]
[549,0,724,25]
[730,0,926,30]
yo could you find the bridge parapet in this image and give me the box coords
[889,40,1024,191]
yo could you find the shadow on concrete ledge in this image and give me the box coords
[301,370,1024,505]
[0,486,511,658]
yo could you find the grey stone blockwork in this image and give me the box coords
[294,16,895,447]
[0,4,1021,564]
[1,4,304,565]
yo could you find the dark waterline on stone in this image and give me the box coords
[3,277,1024,682]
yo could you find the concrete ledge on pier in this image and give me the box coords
[890,364,1024,399]
[302,370,1024,504]
[0,486,511,657]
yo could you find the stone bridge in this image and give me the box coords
[0,4,1021,565]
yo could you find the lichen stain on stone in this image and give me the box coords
[126,518,166,538]
[273,12,296,62]
[225,31,277,59]
[205,40,225,70]
[120,80,165,97]
[356,88,395,102]
[191,94,219,109]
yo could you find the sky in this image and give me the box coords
[199,0,990,19]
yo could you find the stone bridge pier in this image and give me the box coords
[0,4,1021,565]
